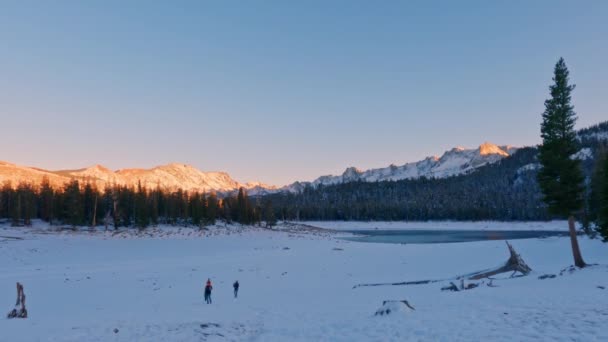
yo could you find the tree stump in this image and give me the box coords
[7,282,27,319]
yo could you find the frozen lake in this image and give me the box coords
[342,229,569,244]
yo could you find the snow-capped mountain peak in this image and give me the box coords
[283,142,517,192]
[479,142,510,157]
[0,162,269,194]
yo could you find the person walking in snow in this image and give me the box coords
[233,280,239,298]
[204,278,213,304]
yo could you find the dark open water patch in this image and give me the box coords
[342,229,569,244]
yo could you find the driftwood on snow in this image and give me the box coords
[465,241,531,280]
[0,235,24,241]
[7,282,27,319]
[353,241,531,289]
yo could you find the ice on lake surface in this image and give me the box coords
[342,229,569,244]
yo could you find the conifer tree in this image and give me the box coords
[63,180,84,227]
[190,192,203,227]
[537,58,586,267]
[39,177,54,224]
[150,186,160,226]
[594,150,608,241]
[237,188,247,224]
[207,192,218,224]
[83,182,96,227]
[134,181,149,228]
[263,199,277,228]
[18,183,36,226]
[0,181,11,219]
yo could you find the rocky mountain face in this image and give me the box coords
[0,162,276,194]
[282,142,518,192]
[3,121,606,195]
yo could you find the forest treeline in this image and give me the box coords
[0,179,276,228]
[265,138,608,224]
[1,123,606,228]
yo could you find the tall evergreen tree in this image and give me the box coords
[190,192,203,227]
[589,147,607,222]
[150,186,160,226]
[263,199,277,228]
[594,150,608,241]
[207,192,218,224]
[537,58,586,267]
[39,176,54,224]
[134,181,149,228]
[0,181,12,219]
[63,180,84,227]
[18,183,36,226]
[237,188,248,224]
[83,182,97,227]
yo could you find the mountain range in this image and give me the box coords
[0,161,276,193]
[0,142,520,194]
[283,142,518,193]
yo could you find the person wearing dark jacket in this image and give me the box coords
[204,278,213,304]
[233,281,239,298]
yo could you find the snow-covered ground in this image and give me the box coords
[303,220,571,231]
[1,221,607,341]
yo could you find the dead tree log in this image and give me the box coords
[7,282,27,319]
[354,241,532,289]
[465,241,531,280]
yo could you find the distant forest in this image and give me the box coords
[0,180,276,228]
[264,137,608,223]
[1,123,607,227]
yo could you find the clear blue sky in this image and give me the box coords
[1,1,607,186]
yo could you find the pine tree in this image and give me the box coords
[537,58,586,267]
[63,180,84,227]
[150,186,160,226]
[83,182,96,227]
[190,192,203,227]
[206,192,218,224]
[594,151,608,241]
[39,177,54,224]
[237,188,248,224]
[134,181,149,228]
[263,199,277,228]
[589,147,606,222]
[0,181,11,219]
[18,183,36,226]
[11,190,21,226]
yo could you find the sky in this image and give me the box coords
[1,1,607,186]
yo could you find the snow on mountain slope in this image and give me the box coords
[59,164,122,184]
[284,142,517,192]
[0,161,67,188]
[114,163,243,192]
[0,162,268,193]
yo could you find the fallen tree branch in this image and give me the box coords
[465,241,531,280]
[0,236,24,240]
[353,241,532,289]
[353,279,444,289]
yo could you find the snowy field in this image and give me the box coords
[1,221,607,341]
